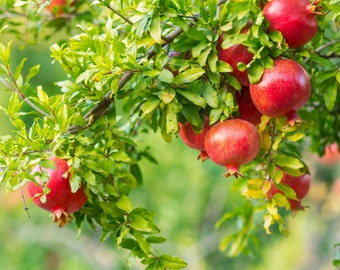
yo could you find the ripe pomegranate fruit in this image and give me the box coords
[28,157,87,227]
[47,0,76,15]
[249,59,311,125]
[47,0,67,14]
[263,0,319,48]
[217,35,253,86]
[268,172,311,215]
[178,116,210,161]
[235,87,262,125]
[317,142,340,166]
[204,119,260,177]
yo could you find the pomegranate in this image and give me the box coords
[235,87,263,125]
[263,0,319,48]
[28,157,87,227]
[47,0,66,14]
[249,59,311,124]
[204,119,260,177]
[178,116,210,161]
[317,142,340,166]
[47,0,76,15]
[268,172,311,215]
[217,35,253,86]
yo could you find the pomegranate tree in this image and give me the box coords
[204,119,260,177]
[178,116,210,161]
[28,157,87,227]
[268,172,311,215]
[249,59,311,124]
[263,0,319,48]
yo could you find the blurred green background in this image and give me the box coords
[0,34,339,270]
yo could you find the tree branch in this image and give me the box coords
[68,0,229,134]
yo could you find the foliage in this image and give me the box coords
[0,0,339,268]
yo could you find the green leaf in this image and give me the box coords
[215,212,237,229]
[209,108,223,124]
[37,86,49,104]
[324,80,338,111]
[275,154,304,170]
[132,230,151,255]
[268,163,284,183]
[198,47,212,66]
[150,14,162,43]
[286,132,305,142]
[224,73,241,90]
[217,60,233,73]
[208,52,218,73]
[202,81,218,108]
[116,195,133,213]
[141,98,161,116]
[181,104,202,127]
[248,62,264,84]
[26,64,40,83]
[159,255,187,269]
[69,174,82,193]
[166,102,181,133]
[146,236,166,244]
[157,69,174,84]
[120,238,137,250]
[177,85,206,108]
[143,69,160,77]
[13,58,27,81]
[158,88,176,104]
[276,184,297,200]
[0,41,12,66]
[129,215,155,233]
[84,170,96,186]
[174,68,205,84]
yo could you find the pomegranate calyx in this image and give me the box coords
[290,203,310,217]
[52,208,73,228]
[222,165,243,178]
[197,151,209,162]
[285,111,302,126]
[309,0,324,15]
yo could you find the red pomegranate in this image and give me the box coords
[217,35,253,86]
[204,119,260,177]
[178,117,210,161]
[28,157,87,227]
[268,172,311,215]
[249,59,311,125]
[235,87,263,125]
[47,0,66,14]
[317,142,340,166]
[263,0,319,48]
[47,0,77,15]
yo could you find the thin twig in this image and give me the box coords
[0,77,50,117]
[314,39,339,53]
[304,38,340,63]
[20,186,31,219]
[103,2,133,25]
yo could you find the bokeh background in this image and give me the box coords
[0,31,339,270]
